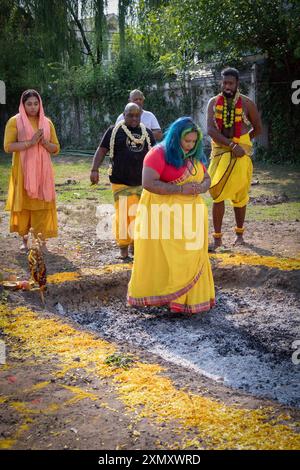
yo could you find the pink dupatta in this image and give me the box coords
[16,91,56,202]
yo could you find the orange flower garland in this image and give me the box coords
[214,91,243,143]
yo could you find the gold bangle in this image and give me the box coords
[235,227,245,235]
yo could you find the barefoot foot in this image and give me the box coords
[209,235,222,252]
[20,236,28,252]
[119,246,129,259]
[213,237,222,249]
[233,234,245,246]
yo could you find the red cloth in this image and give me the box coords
[144,145,206,182]
[144,145,186,182]
[17,91,55,202]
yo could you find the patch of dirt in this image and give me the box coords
[250,193,289,205]
[0,352,186,450]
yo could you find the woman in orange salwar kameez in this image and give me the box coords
[3,89,60,250]
[127,117,215,315]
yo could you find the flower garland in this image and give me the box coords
[107,120,152,176]
[121,122,152,148]
[109,120,152,161]
[214,91,243,143]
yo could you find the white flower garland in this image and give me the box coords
[109,120,152,161]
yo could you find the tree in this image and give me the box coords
[128,0,300,161]
[118,0,131,55]
[131,0,300,75]
[94,0,107,64]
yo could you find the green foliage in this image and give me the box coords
[105,352,135,370]
[256,64,300,163]
[0,287,8,305]
[129,0,300,163]
[1,0,300,161]
[131,0,300,70]
[42,47,188,147]
[0,0,188,146]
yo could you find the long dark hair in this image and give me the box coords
[21,89,40,104]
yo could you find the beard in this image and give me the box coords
[222,88,237,99]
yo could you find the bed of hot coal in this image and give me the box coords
[42,264,300,408]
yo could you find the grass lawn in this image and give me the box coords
[0,153,299,221]
[0,153,113,205]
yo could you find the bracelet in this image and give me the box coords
[229,141,234,148]
[232,144,238,150]
[25,141,30,149]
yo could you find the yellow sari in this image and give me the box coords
[208,133,253,207]
[127,160,215,314]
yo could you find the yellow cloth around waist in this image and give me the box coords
[111,184,142,202]
[111,183,142,247]
[211,132,253,158]
[208,133,253,206]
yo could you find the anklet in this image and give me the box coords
[213,232,223,239]
[235,227,245,235]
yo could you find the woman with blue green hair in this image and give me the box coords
[127,117,215,315]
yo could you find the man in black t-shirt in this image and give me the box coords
[90,103,155,259]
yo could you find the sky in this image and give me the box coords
[106,0,118,14]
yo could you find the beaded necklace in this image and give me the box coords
[214,91,243,143]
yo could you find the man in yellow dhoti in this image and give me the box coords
[90,103,155,259]
[207,67,262,249]
[128,117,215,315]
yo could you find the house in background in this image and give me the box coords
[74,13,119,65]
[103,14,119,64]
